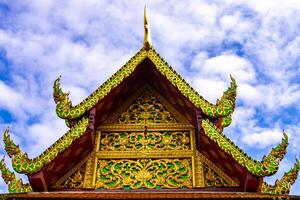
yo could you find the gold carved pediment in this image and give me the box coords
[53,85,239,190]
[95,158,193,189]
[103,86,189,125]
[117,90,177,124]
[51,157,87,189]
[197,152,239,187]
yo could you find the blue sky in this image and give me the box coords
[0,0,300,194]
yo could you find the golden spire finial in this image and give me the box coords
[143,5,152,51]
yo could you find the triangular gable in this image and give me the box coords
[54,48,237,129]
[51,155,88,189]
[114,89,177,124]
[4,50,288,179]
[103,85,190,125]
[198,151,239,187]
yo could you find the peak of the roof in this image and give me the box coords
[143,5,152,51]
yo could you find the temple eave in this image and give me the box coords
[0,190,297,200]
[201,119,289,177]
[2,117,90,175]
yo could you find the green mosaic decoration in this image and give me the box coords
[53,48,237,127]
[2,128,22,158]
[201,119,288,176]
[53,49,147,120]
[262,158,300,194]
[148,49,237,122]
[220,114,233,128]
[3,117,89,174]
[100,131,191,151]
[0,157,32,193]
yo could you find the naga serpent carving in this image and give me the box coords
[3,117,89,174]
[262,158,300,194]
[0,157,32,193]
[201,119,288,176]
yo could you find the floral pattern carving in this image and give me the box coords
[100,131,190,151]
[117,90,176,124]
[62,164,85,189]
[96,159,192,189]
[204,163,228,187]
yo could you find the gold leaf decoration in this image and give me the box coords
[95,159,192,189]
[204,163,230,187]
[100,131,190,151]
[116,90,177,124]
[62,164,85,189]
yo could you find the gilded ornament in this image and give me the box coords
[262,158,300,194]
[0,157,32,193]
[95,159,192,189]
[204,164,227,187]
[143,5,152,50]
[3,117,89,174]
[3,128,22,158]
[100,131,191,151]
[116,90,177,124]
[63,164,85,189]
[201,119,288,177]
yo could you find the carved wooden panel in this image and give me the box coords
[51,158,88,189]
[62,163,85,189]
[116,90,177,124]
[95,158,192,189]
[53,86,239,190]
[100,131,191,151]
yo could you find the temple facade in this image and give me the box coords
[0,7,299,200]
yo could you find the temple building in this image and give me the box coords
[0,7,299,200]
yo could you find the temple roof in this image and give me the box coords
[52,7,237,129]
[53,47,237,129]
[3,43,289,179]
[3,118,89,174]
[0,6,299,196]
[201,119,288,176]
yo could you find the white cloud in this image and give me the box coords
[256,83,300,110]
[191,51,208,71]
[0,81,23,115]
[286,124,300,153]
[241,129,284,148]
[190,78,227,103]
[200,53,255,82]
[26,116,67,157]
[238,83,260,103]
[190,53,258,104]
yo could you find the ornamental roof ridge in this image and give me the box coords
[201,119,289,177]
[2,117,89,174]
[262,157,300,194]
[51,9,237,123]
[53,47,237,127]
